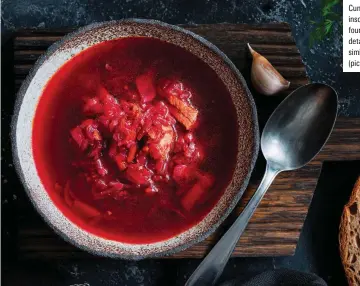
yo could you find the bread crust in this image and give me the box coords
[339,176,360,286]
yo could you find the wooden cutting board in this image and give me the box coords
[12,23,360,259]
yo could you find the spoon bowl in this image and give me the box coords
[262,83,338,170]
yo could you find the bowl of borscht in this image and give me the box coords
[12,19,259,259]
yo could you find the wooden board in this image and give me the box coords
[12,23,360,259]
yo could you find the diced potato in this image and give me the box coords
[136,72,156,103]
[181,172,214,211]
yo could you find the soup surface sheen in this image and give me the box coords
[33,37,238,243]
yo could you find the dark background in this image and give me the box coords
[2,0,360,285]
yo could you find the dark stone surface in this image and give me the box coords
[1,1,359,285]
[2,0,358,117]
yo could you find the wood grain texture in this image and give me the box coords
[12,23,360,259]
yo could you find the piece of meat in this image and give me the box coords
[167,95,198,123]
[148,125,174,160]
[157,78,198,129]
[146,123,174,174]
[168,105,197,130]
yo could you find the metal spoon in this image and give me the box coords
[185,83,338,286]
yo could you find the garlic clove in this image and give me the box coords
[248,43,290,96]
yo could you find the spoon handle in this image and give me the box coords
[185,164,279,286]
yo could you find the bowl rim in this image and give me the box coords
[11,18,259,259]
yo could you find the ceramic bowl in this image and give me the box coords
[12,19,259,259]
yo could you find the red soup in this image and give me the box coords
[32,37,238,243]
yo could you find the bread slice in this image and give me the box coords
[339,176,360,286]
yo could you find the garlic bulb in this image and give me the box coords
[248,43,290,96]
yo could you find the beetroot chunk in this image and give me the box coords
[136,72,156,103]
[126,163,152,185]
